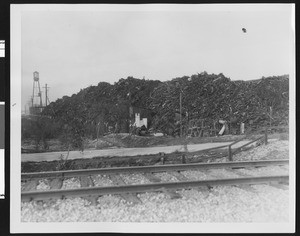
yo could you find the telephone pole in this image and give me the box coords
[180,91,182,137]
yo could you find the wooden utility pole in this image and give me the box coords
[269,106,272,128]
[264,127,268,145]
[45,84,48,106]
[228,145,232,161]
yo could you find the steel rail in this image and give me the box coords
[21,175,289,202]
[22,159,289,180]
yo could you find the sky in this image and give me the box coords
[20,4,294,111]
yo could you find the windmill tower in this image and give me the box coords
[30,71,43,114]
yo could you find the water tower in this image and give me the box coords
[30,71,43,114]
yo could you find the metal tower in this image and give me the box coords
[30,71,43,114]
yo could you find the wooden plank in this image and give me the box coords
[108,174,141,204]
[23,179,38,191]
[49,178,63,190]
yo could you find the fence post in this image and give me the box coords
[264,127,268,145]
[182,154,186,164]
[228,145,232,161]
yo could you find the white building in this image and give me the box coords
[134,113,147,128]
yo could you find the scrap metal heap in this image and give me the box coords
[149,73,289,136]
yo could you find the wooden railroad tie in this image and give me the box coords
[80,176,94,187]
[171,171,189,182]
[108,174,142,205]
[233,184,258,193]
[229,168,252,177]
[268,182,289,191]
[80,176,98,205]
[23,179,39,191]
[144,172,182,199]
[49,177,64,190]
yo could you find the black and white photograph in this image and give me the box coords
[10,3,295,233]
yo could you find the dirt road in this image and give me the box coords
[21,140,254,162]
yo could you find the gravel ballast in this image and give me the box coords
[21,139,290,222]
[21,185,289,222]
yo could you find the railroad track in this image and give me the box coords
[21,159,289,202]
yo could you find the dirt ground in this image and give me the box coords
[21,145,234,173]
[22,132,288,153]
[22,134,239,152]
